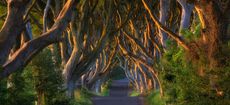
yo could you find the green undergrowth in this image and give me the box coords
[145,90,166,105]
[88,80,111,96]
[100,80,111,96]
[155,23,230,104]
[159,44,230,105]
[74,88,93,105]
[180,23,201,42]
[145,22,230,105]
[0,49,93,105]
[129,90,141,97]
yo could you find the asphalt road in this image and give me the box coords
[92,79,144,105]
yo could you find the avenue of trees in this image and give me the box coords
[0,0,229,105]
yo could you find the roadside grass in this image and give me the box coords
[145,90,166,105]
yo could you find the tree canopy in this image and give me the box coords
[0,0,229,105]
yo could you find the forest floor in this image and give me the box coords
[92,79,144,105]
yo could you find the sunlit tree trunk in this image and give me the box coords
[63,9,83,97]
[194,0,229,95]
[59,32,70,67]
[0,0,30,65]
[21,23,33,45]
[195,0,229,70]
[0,0,76,79]
[142,0,190,51]
[177,0,194,36]
[159,0,170,47]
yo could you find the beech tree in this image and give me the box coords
[0,0,229,103]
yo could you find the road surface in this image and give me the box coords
[92,79,144,105]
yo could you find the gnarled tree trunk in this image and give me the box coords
[0,0,76,79]
[0,0,30,65]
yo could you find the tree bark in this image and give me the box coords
[37,90,45,105]
[195,0,228,67]
[159,0,170,47]
[177,0,194,36]
[142,0,190,51]
[193,0,229,95]
[0,0,76,79]
[0,0,30,65]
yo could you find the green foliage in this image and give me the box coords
[0,62,35,105]
[129,91,140,97]
[146,90,166,105]
[74,88,93,105]
[0,79,8,104]
[158,24,230,104]
[0,6,6,27]
[0,48,94,105]
[26,48,72,105]
[158,39,230,105]
[180,23,201,42]
[0,71,35,105]
[100,80,111,96]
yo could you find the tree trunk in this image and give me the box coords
[37,90,45,105]
[195,1,228,68]
[159,0,170,47]
[67,79,75,97]
[95,79,102,93]
[177,0,194,36]
[0,0,29,65]
[194,0,229,95]
[0,0,76,79]
[59,32,70,67]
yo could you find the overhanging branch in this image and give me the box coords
[142,0,190,51]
